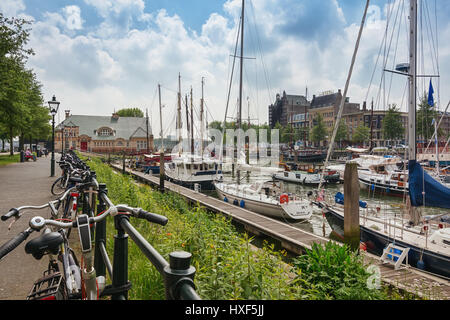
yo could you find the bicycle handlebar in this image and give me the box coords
[136,209,168,226]
[1,208,19,221]
[0,229,33,260]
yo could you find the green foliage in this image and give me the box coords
[382,104,404,141]
[352,124,370,143]
[310,114,327,144]
[83,156,404,300]
[0,13,47,154]
[334,119,348,143]
[417,94,442,141]
[292,242,386,300]
[116,108,144,118]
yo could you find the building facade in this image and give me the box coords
[55,111,154,154]
[269,91,309,128]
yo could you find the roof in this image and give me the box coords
[310,92,340,109]
[57,115,151,140]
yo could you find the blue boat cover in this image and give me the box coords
[334,192,368,208]
[408,160,450,209]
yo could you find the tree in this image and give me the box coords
[116,108,144,117]
[310,114,327,146]
[382,104,404,142]
[352,125,370,144]
[334,119,348,148]
[417,94,442,141]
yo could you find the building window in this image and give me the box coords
[137,141,147,150]
[99,128,113,137]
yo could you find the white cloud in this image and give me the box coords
[19,0,450,137]
[0,0,25,17]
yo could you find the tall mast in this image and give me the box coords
[178,73,182,156]
[158,83,164,152]
[185,94,190,154]
[190,87,194,159]
[146,108,150,154]
[200,77,205,159]
[408,0,417,161]
[237,0,245,185]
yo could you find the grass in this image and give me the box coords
[83,155,413,300]
[0,154,20,167]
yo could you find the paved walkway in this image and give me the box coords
[0,156,57,300]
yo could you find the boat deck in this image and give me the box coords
[110,162,450,300]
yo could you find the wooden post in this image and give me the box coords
[344,162,360,251]
[159,152,165,193]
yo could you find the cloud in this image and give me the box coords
[0,0,25,17]
[18,0,450,136]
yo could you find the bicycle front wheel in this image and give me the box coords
[51,176,66,196]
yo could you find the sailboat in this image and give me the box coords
[213,0,312,221]
[317,0,450,278]
[163,76,223,190]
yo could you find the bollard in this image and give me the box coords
[344,162,360,252]
[163,251,197,300]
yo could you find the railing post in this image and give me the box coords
[163,251,198,300]
[111,215,130,300]
[94,183,107,277]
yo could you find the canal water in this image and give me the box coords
[203,165,446,240]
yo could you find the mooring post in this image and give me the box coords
[159,151,165,193]
[344,162,360,251]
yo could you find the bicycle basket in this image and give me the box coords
[27,269,67,300]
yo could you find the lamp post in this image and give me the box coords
[48,95,60,177]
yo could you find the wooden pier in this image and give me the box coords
[110,162,450,300]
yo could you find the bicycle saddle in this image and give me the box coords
[69,176,83,183]
[25,232,64,260]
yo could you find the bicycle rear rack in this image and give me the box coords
[27,269,67,300]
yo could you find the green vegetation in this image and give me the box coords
[382,104,404,141]
[310,114,328,145]
[84,156,411,300]
[116,108,144,118]
[0,154,19,167]
[0,13,51,155]
[352,125,370,144]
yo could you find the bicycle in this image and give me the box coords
[0,199,168,300]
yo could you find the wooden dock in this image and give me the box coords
[110,163,450,300]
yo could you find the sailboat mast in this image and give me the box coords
[408,0,417,161]
[185,94,190,154]
[190,87,194,158]
[178,73,182,156]
[237,0,245,185]
[200,77,204,159]
[158,83,164,152]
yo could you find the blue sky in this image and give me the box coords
[1,0,449,136]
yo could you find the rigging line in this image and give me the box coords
[386,0,404,105]
[318,0,370,191]
[423,0,439,78]
[249,0,274,106]
[364,0,394,104]
[219,13,242,164]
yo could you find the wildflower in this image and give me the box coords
[167,233,172,237]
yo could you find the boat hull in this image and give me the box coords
[359,176,407,197]
[323,206,450,279]
[215,186,311,221]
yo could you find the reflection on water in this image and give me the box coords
[203,168,447,240]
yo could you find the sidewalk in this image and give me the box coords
[0,156,57,299]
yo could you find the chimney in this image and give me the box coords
[65,110,70,119]
[363,101,367,111]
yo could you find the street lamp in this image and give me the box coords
[48,95,60,177]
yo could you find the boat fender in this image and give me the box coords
[233,199,239,206]
[386,188,390,193]
[240,200,245,208]
[417,260,425,270]
[224,197,228,203]
[279,194,289,204]
[359,242,367,251]
[371,184,375,191]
